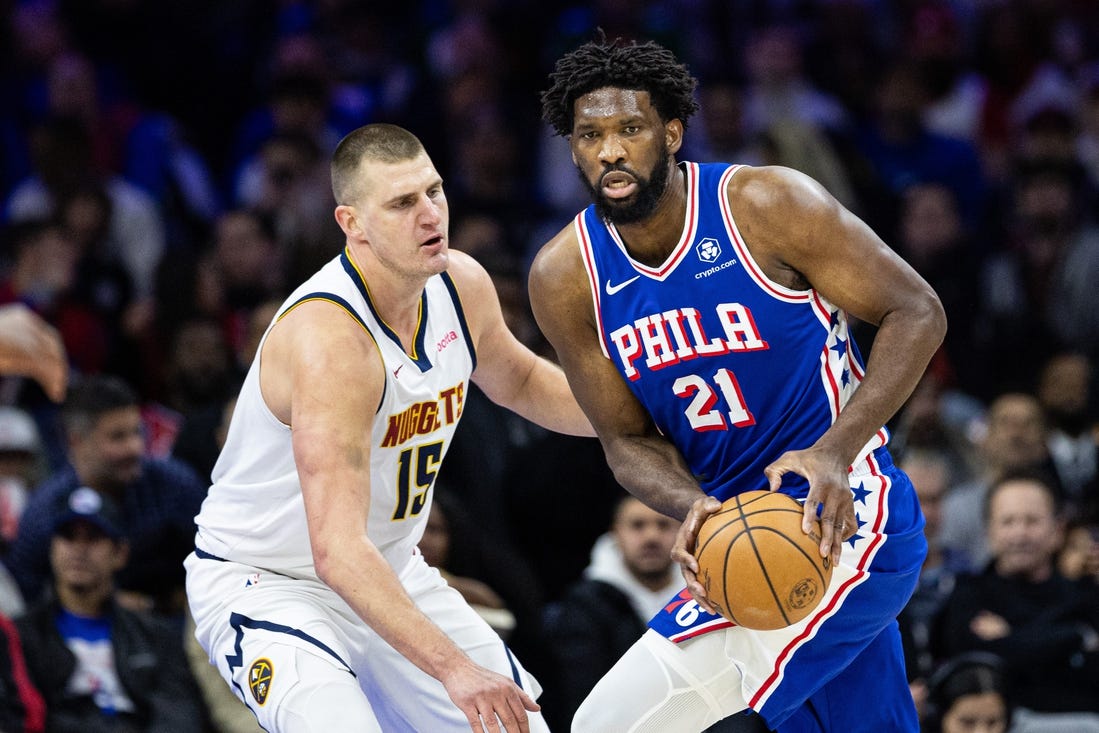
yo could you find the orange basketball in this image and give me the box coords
[694,490,833,630]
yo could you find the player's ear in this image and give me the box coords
[334,205,364,239]
[666,119,684,154]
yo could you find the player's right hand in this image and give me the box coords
[672,494,722,615]
[0,303,68,402]
[441,659,539,733]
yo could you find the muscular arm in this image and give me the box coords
[263,302,535,731]
[733,166,946,559]
[530,166,945,605]
[448,250,594,437]
[528,232,703,523]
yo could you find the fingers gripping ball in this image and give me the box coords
[694,490,833,630]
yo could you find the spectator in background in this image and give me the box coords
[686,80,761,167]
[137,316,237,461]
[889,370,982,489]
[0,406,45,544]
[227,70,341,205]
[169,298,276,483]
[0,301,68,618]
[39,50,142,178]
[855,60,987,233]
[161,317,236,420]
[503,428,622,604]
[740,25,849,140]
[1058,502,1099,588]
[939,392,1054,571]
[895,182,986,398]
[0,610,46,733]
[922,653,1012,733]
[154,208,286,389]
[934,469,1099,719]
[206,209,286,346]
[0,219,82,358]
[3,374,206,616]
[56,181,147,383]
[906,1,989,146]
[541,494,681,730]
[897,447,961,719]
[1036,351,1097,508]
[0,405,45,618]
[1077,69,1099,192]
[122,112,222,253]
[977,159,1099,390]
[5,115,165,301]
[756,119,859,215]
[233,131,335,284]
[15,486,206,732]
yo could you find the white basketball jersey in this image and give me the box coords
[194,248,476,577]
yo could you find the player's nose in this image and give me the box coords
[598,134,627,165]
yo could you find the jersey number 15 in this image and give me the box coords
[392,441,443,521]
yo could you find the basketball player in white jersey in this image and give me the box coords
[185,123,594,733]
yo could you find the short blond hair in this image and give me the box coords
[330,123,425,205]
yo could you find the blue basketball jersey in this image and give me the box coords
[578,162,888,501]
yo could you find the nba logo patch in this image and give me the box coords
[249,658,273,705]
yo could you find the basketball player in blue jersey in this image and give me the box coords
[529,37,946,732]
[184,124,594,733]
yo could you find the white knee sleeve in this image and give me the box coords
[572,630,747,733]
[270,649,381,733]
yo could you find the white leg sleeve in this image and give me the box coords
[572,629,748,733]
[271,648,382,733]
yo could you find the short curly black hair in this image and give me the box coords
[541,35,700,138]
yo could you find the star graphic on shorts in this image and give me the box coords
[845,513,868,548]
[841,368,851,387]
[829,310,841,330]
[830,337,847,360]
[851,482,872,505]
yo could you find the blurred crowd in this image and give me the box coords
[0,0,1098,731]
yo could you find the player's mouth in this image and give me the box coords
[601,171,638,200]
[420,234,445,248]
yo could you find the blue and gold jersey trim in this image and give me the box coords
[439,271,477,371]
[278,291,387,412]
[340,248,433,373]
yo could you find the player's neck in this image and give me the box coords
[346,244,430,349]
[613,166,688,267]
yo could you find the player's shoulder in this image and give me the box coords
[441,248,493,296]
[529,220,584,286]
[726,165,838,227]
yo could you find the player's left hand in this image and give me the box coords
[672,494,722,614]
[764,447,855,565]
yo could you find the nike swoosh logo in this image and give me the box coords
[605,275,641,295]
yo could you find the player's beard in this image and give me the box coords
[581,149,672,225]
